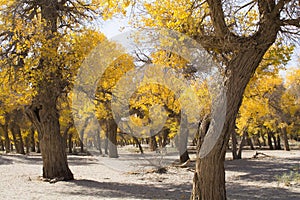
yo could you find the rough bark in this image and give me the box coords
[191,45,275,199]
[26,98,73,180]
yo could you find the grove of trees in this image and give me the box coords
[0,1,299,200]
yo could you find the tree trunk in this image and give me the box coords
[276,134,282,150]
[26,101,73,180]
[30,127,36,152]
[107,119,118,158]
[178,114,190,163]
[68,133,73,154]
[281,127,290,151]
[3,122,10,153]
[272,134,279,150]
[149,135,158,151]
[96,130,102,154]
[133,136,143,154]
[36,141,41,153]
[25,136,30,154]
[231,130,238,159]
[267,131,274,150]
[246,132,254,150]
[191,46,272,199]
[162,129,169,147]
[0,139,4,151]
[237,131,247,159]
[11,128,20,153]
[104,131,108,155]
[12,123,25,154]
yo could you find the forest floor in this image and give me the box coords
[0,146,299,200]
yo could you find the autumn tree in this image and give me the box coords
[140,0,300,199]
[0,0,129,180]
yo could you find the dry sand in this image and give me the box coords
[0,147,299,200]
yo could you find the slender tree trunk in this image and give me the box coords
[149,135,158,151]
[246,132,254,150]
[162,129,169,147]
[36,141,41,153]
[11,128,20,153]
[107,119,118,158]
[272,134,279,150]
[30,127,36,152]
[3,122,10,153]
[104,131,108,155]
[191,46,271,199]
[0,139,4,151]
[133,136,143,154]
[261,133,267,146]
[276,134,282,150]
[231,130,238,159]
[178,114,190,163]
[237,131,247,159]
[13,123,25,154]
[96,130,102,154]
[281,127,290,151]
[25,136,30,154]
[267,131,274,150]
[68,133,73,154]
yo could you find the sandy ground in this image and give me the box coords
[0,147,299,200]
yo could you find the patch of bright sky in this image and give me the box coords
[99,15,299,78]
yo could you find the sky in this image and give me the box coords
[99,17,299,78]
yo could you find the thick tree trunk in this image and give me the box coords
[26,101,73,180]
[191,46,271,199]
[107,119,118,158]
[281,127,290,151]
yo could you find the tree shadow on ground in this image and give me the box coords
[227,182,300,200]
[225,157,300,182]
[225,157,300,200]
[66,179,191,200]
